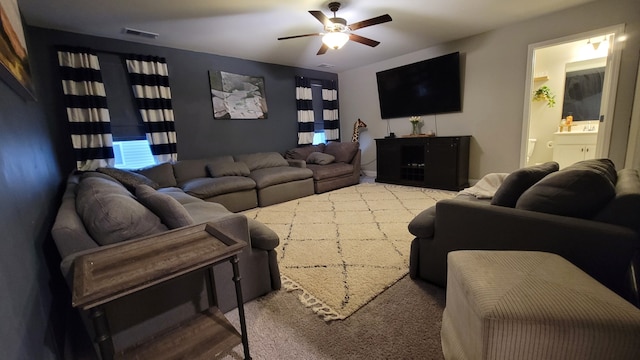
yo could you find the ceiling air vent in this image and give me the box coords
[317,63,335,68]
[123,27,159,39]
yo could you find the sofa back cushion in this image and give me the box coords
[491,162,559,207]
[593,168,640,233]
[135,162,177,188]
[76,177,167,245]
[207,161,250,177]
[324,141,359,163]
[97,167,159,191]
[173,159,209,185]
[234,152,289,171]
[285,144,326,160]
[515,159,617,219]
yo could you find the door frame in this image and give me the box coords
[520,24,625,167]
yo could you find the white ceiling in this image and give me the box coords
[19,0,596,73]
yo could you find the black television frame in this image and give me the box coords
[376,52,462,119]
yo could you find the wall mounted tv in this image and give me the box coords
[376,52,461,119]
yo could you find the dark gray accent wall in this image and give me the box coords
[28,26,339,162]
[0,29,67,359]
[0,24,337,359]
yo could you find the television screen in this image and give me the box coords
[376,52,461,119]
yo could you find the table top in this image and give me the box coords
[72,222,247,310]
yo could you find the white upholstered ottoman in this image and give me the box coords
[441,250,640,359]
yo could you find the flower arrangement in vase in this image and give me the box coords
[409,116,422,135]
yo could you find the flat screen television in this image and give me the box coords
[376,52,461,119]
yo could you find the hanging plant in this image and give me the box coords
[532,86,556,108]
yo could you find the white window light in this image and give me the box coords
[112,140,156,169]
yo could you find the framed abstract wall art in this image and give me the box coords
[0,0,35,100]
[209,70,268,119]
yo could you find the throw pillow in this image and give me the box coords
[324,141,359,163]
[306,152,335,165]
[135,162,177,188]
[285,144,326,160]
[97,167,159,191]
[207,161,250,177]
[135,184,195,229]
[491,162,559,207]
[515,159,617,219]
[76,177,167,245]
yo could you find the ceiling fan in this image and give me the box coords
[277,2,392,55]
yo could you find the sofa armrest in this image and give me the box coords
[287,159,307,168]
[434,199,639,298]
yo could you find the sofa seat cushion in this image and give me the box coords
[234,152,289,171]
[306,162,354,181]
[76,177,167,245]
[324,141,359,163]
[516,159,617,219]
[157,187,203,205]
[250,166,313,189]
[136,184,194,229]
[491,162,559,207]
[135,162,177,188]
[181,176,256,199]
[182,202,280,250]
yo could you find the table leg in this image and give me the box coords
[231,255,251,360]
[90,306,114,360]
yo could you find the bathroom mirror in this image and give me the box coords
[561,58,606,121]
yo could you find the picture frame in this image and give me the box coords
[209,70,268,119]
[0,0,35,100]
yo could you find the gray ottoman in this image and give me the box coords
[441,250,640,359]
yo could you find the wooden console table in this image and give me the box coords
[72,222,252,359]
[375,136,471,190]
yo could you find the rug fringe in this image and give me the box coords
[281,275,346,322]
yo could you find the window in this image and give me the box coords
[310,81,326,144]
[98,52,156,169]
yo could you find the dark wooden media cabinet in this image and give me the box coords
[375,136,471,191]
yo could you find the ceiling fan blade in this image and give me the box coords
[349,33,380,47]
[317,43,329,55]
[278,33,322,40]
[348,14,392,31]
[309,10,332,27]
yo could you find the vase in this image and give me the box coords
[411,122,420,135]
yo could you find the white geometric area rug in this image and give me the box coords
[243,183,455,321]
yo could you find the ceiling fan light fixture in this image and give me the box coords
[322,31,349,50]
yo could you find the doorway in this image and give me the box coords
[521,25,625,168]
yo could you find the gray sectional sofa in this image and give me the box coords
[285,141,361,193]
[51,147,363,353]
[408,158,640,306]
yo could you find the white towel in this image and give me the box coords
[458,173,509,199]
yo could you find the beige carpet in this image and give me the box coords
[243,183,455,321]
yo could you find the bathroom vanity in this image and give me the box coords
[552,129,598,168]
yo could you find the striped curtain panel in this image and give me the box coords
[125,55,178,163]
[295,76,314,145]
[322,79,340,141]
[57,48,114,171]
